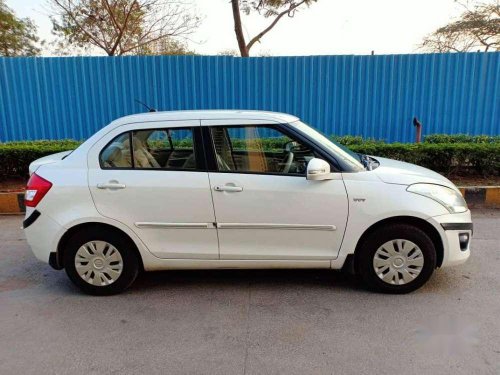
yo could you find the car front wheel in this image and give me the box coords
[64,229,139,295]
[356,224,437,294]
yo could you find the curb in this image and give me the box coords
[0,191,25,214]
[1,186,499,215]
[458,186,500,208]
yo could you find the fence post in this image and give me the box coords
[413,117,422,143]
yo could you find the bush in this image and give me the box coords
[349,143,499,177]
[0,137,498,180]
[424,134,500,144]
[332,135,383,145]
[0,140,81,180]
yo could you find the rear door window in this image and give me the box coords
[100,128,197,170]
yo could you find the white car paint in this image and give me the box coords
[28,150,72,175]
[373,156,457,188]
[23,110,471,280]
[86,119,219,260]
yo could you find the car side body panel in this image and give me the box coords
[86,120,220,260]
[23,110,471,277]
[332,172,450,269]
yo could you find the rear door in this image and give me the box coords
[87,120,219,259]
[202,120,349,260]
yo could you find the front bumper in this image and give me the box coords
[428,210,472,267]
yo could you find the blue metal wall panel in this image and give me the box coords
[0,53,498,142]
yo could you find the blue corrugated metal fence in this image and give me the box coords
[0,53,498,142]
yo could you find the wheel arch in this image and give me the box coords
[55,222,145,271]
[353,216,444,269]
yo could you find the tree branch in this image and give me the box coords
[246,0,307,52]
[231,0,248,57]
[51,0,108,52]
[109,0,137,55]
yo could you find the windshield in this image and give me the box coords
[290,121,365,171]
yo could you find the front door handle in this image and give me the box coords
[97,182,126,190]
[214,185,243,192]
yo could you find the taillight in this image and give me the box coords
[25,173,52,207]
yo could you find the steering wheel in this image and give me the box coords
[280,141,297,173]
[280,152,294,173]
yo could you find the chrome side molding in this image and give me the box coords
[135,222,212,229]
[216,223,337,231]
[134,222,337,231]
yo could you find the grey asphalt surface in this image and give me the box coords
[0,210,499,375]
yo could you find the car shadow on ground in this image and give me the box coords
[129,268,362,294]
[125,266,461,296]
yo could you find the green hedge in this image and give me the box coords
[0,138,498,180]
[330,134,500,145]
[0,140,81,180]
[424,134,500,144]
[349,143,499,177]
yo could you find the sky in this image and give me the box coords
[7,0,466,56]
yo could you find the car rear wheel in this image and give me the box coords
[64,229,139,295]
[356,224,437,294]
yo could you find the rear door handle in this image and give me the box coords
[214,185,243,192]
[97,182,126,190]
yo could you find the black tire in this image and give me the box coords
[356,224,436,294]
[64,228,139,295]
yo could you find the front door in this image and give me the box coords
[88,121,219,259]
[204,122,348,260]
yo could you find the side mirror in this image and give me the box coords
[307,158,333,181]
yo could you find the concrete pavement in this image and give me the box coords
[0,210,499,375]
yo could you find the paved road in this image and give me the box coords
[0,210,499,375]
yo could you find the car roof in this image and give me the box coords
[111,110,299,126]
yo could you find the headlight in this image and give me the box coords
[407,183,468,213]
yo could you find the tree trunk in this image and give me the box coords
[230,0,249,57]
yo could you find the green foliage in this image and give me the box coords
[421,2,500,52]
[49,0,200,56]
[230,137,291,151]
[137,38,196,56]
[50,0,146,56]
[48,0,200,56]
[241,0,317,17]
[424,134,500,144]
[0,0,41,56]
[0,140,80,180]
[331,135,384,146]
[232,0,317,56]
[1,138,499,180]
[349,143,499,177]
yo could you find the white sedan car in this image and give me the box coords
[23,110,472,295]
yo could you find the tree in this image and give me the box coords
[49,0,201,56]
[217,48,239,56]
[230,0,317,57]
[0,0,41,56]
[421,1,500,52]
[137,37,196,55]
[217,48,272,56]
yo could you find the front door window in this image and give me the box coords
[210,126,316,175]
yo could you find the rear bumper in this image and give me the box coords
[22,210,41,229]
[24,210,63,264]
[428,210,472,267]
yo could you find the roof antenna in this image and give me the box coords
[134,99,156,112]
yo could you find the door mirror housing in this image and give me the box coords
[307,158,333,181]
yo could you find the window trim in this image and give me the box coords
[205,123,340,177]
[98,126,206,172]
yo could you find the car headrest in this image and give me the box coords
[102,145,122,163]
